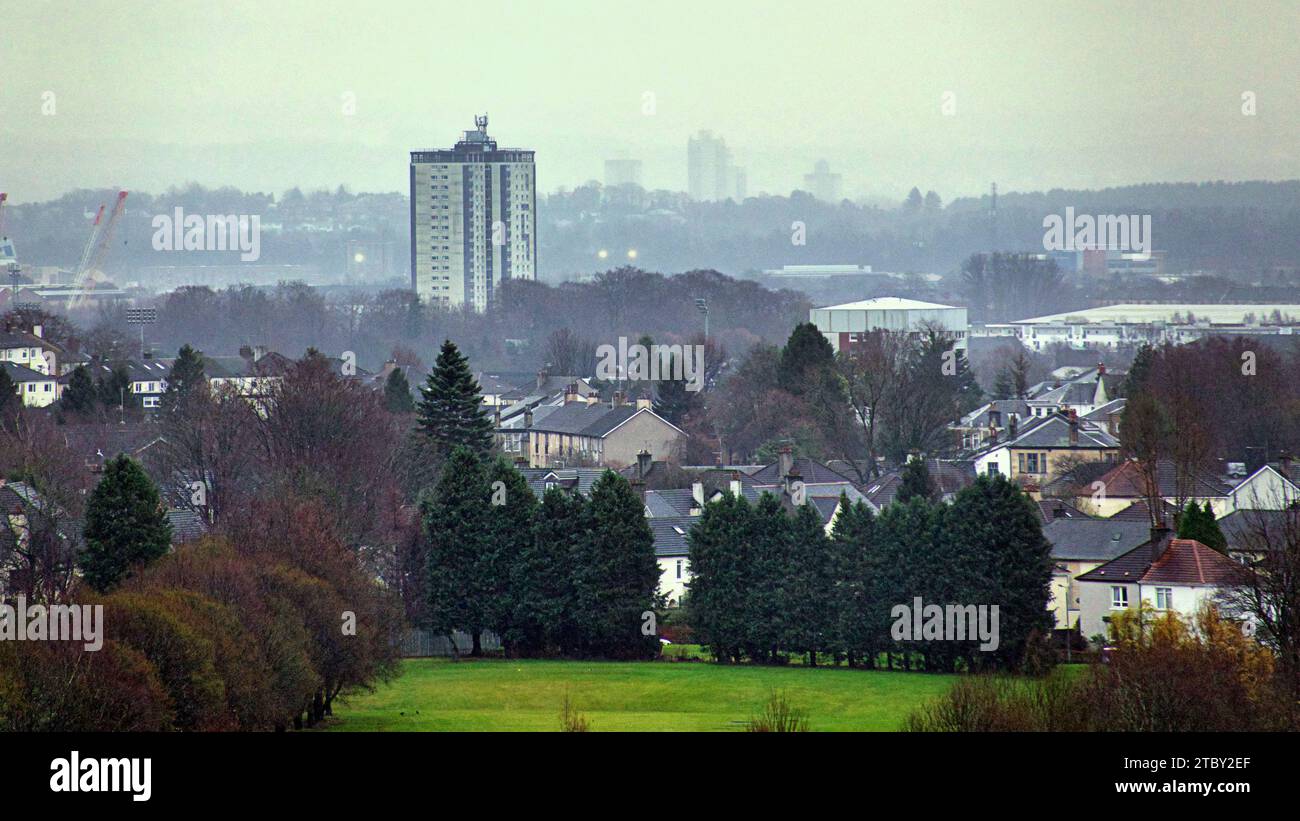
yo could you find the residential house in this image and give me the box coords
[0,325,88,378]
[1075,459,1234,519]
[498,395,684,469]
[2,361,58,407]
[861,458,976,510]
[951,399,1031,451]
[1075,534,1246,640]
[649,516,695,606]
[972,410,1120,484]
[1025,366,1111,419]
[1041,518,1152,629]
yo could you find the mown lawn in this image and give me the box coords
[325,657,958,732]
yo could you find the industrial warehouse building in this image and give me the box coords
[808,297,968,353]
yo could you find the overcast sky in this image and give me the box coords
[1,0,1297,203]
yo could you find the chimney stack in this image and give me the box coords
[1149,526,1172,565]
[1009,415,1018,440]
[637,449,652,481]
[32,325,42,339]
[777,445,793,480]
[729,470,742,498]
[691,480,705,513]
[1068,409,1079,445]
[536,369,547,390]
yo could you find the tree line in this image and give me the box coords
[688,471,1055,673]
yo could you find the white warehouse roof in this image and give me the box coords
[816,297,959,311]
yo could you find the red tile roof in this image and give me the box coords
[1142,539,1245,586]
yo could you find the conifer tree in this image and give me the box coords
[896,458,937,505]
[1177,500,1228,553]
[80,455,173,592]
[743,493,791,662]
[384,367,415,414]
[416,340,494,456]
[162,344,207,412]
[421,446,492,654]
[941,474,1055,671]
[829,494,876,666]
[572,471,661,659]
[686,492,754,662]
[482,457,538,650]
[510,487,585,656]
[783,501,833,666]
[61,364,97,414]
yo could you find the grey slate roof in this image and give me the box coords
[644,488,695,517]
[649,516,695,557]
[523,403,652,437]
[0,361,51,382]
[166,508,208,544]
[1006,413,1119,449]
[518,468,611,498]
[810,496,841,526]
[749,457,856,485]
[1042,518,1154,561]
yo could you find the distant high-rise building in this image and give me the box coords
[803,159,842,202]
[604,158,643,188]
[687,130,745,201]
[410,115,536,312]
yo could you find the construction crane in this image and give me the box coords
[0,192,8,239]
[69,190,127,311]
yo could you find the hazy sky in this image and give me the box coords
[2,0,1297,203]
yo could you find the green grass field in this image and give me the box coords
[325,656,958,731]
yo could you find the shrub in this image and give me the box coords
[746,689,809,732]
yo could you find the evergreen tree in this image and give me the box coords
[95,364,132,410]
[0,366,19,424]
[511,487,586,656]
[783,501,834,665]
[778,322,836,395]
[79,454,173,592]
[652,353,696,425]
[421,446,492,654]
[686,492,754,662]
[572,471,661,659]
[874,496,941,671]
[743,493,791,662]
[829,495,876,666]
[482,457,538,650]
[1177,500,1228,553]
[942,474,1055,671]
[1122,344,1156,397]
[896,458,937,504]
[61,364,97,414]
[162,344,207,412]
[384,367,415,414]
[416,340,494,456]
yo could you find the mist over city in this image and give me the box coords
[2,0,1299,797]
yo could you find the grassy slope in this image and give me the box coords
[327,658,957,732]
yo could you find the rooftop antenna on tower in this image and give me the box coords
[476,113,489,134]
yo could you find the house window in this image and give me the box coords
[1155,588,1173,610]
[1018,452,1044,475]
[1111,586,1129,610]
[987,463,1000,477]
[675,560,683,580]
